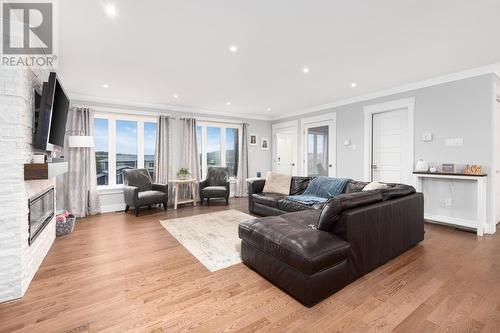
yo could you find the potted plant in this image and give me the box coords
[177,167,191,180]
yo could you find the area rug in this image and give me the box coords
[159,209,254,272]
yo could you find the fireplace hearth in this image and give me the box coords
[28,187,55,245]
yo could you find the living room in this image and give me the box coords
[1,1,500,332]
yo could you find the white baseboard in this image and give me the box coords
[485,223,497,235]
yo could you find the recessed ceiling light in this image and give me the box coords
[351,82,357,88]
[226,101,231,106]
[173,94,179,99]
[229,45,238,53]
[103,3,117,18]
[101,84,109,88]
[302,67,310,74]
[266,107,272,112]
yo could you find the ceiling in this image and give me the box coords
[58,0,500,120]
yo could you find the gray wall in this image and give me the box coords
[274,74,495,180]
[273,74,496,229]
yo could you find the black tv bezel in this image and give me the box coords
[34,72,70,152]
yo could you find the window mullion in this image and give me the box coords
[202,126,208,179]
[137,121,144,169]
[221,126,226,167]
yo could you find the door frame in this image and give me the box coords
[300,113,337,177]
[363,97,415,185]
[272,120,298,175]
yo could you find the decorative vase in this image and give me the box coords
[415,159,429,172]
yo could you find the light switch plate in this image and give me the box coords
[421,132,433,142]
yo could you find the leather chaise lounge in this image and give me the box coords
[239,177,424,307]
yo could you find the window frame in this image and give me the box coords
[95,111,157,190]
[197,121,242,180]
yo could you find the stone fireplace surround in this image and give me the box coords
[0,68,57,302]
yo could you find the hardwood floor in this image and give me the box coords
[1,198,500,332]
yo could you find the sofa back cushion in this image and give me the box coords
[316,191,383,231]
[343,180,368,194]
[123,169,153,192]
[289,176,314,195]
[206,167,229,186]
[263,172,292,195]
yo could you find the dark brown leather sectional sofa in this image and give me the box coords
[239,177,424,307]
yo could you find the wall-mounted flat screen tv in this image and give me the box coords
[34,72,70,151]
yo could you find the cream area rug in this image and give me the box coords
[159,210,254,272]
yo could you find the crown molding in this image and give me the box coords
[69,93,273,121]
[271,63,500,121]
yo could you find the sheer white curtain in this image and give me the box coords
[180,118,201,199]
[235,123,249,197]
[64,107,101,217]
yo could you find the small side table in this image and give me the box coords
[170,178,197,209]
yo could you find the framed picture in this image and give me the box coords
[442,163,455,173]
[260,137,269,150]
[249,133,258,146]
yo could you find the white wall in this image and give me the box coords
[273,74,498,232]
[71,100,273,212]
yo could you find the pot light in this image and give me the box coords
[266,107,272,112]
[351,82,357,88]
[104,3,117,18]
[229,45,238,53]
[302,67,310,74]
[101,84,109,88]
[226,101,231,106]
[173,94,179,99]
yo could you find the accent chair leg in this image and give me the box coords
[125,205,129,213]
[207,198,210,206]
[200,198,203,206]
[135,207,139,217]
[226,197,229,205]
[163,202,168,210]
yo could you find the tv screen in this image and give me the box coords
[34,72,70,151]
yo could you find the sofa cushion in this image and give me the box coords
[252,193,286,208]
[343,180,368,194]
[278,198,321,212]
[289,177,313,195]
[239,211,350,275]
[377,184,416,200]
[137,190,168,205]
[201,186,227,196]
[263,172,292,195]
[362,181,388,191]
[316,191,383,231]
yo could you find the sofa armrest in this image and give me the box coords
[248,179,266,195]
[123,185,139,206]
[199,179,208,189]
[152,183,168,194]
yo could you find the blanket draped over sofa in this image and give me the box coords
[286,176,351,205]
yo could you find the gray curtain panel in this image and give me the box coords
[155,115,170,184]
[180,118,201,199]
[235,123,249,197]
[64,107,101,217]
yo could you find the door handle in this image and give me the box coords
[371,164,377,169]
[291,163,295,167]
[328,164,332,167]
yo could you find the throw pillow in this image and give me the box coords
[362,181,388,191]
[263,172,292,195]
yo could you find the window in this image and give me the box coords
[197,122,241,178]
[116,120,138,184]
[94,112,157,188]
[94,118,109,185]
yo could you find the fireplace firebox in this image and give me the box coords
[28,187,55,245]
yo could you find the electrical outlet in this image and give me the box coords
[444,198,452,207]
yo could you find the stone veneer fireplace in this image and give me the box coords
[29,187,55,246]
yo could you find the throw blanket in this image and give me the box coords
[286,176,351,205]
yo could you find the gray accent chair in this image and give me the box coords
[199,167,230,205]
[123,169,168,216]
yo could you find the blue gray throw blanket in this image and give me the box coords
[286,176,351,205]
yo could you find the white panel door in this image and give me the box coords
[273,127,297,175]
[495,97,500,223]
[372,109,408,183]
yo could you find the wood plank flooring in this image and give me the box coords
[1,198,500,332]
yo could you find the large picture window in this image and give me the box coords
[197,122,241,179]
[94,112,157,189]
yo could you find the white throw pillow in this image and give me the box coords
[362,181,388,191]
[263,172,292,195]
